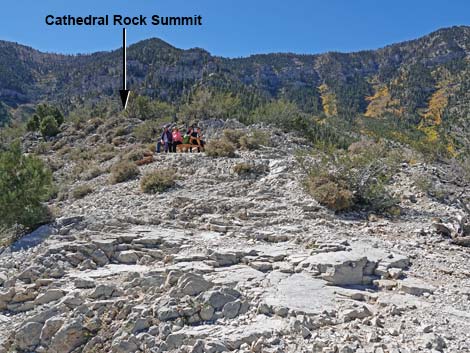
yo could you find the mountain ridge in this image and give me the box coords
[1,25,470,151]
[1,25,469,59]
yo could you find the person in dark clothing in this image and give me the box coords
[189,126,202,152]
[156,126,173,153]
[189,127,205,152]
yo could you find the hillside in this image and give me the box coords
[1,119,470,352]
[1,26,470,147]
[1,25,470,353]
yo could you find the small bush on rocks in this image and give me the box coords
[305,141,400,214]
[233,162,269,176]
[239,131,271,150]
[110,161,140,184]
[140,169,176,194]
[239,134,259,150]
[71,184,94,199]
[81,165,105,181]
[305,176,353,211]
[205,139,236,158]
[122,147,149,162]
[113,126,127,137]
[223,129,246,148]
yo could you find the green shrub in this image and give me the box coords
[205,139,236,158]
[34,142,52,155]
[40,115,59,138]
[140,169,176,194]
[133,120,167,143]
[71,184,94,199]
[252,130,271,147]
[36,104,64,126]
[114,126,127,137]
[26,104,64,136]
[95,144,116,162]
[251,99,306,132]
[26,115,40,132]
[0,142,53,229]
[109,161,140,184]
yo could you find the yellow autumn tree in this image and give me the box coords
[318,84,337,117]
[364,86,403,118]
[422,87,448,126]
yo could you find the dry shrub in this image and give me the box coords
[205,139,236,158]
[223,129,246,148]
[233,162,269,176]
[71,184,94,199]
[140,169,176,194]
[110,161,140,184]
[305,176,353,211]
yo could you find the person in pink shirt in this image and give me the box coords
[171,127,183,152]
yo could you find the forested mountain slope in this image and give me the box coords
[1,26,469,147]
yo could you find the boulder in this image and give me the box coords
[341,305,373,322]
[398,278,436,296]
[74,278,96,289]
[40,317,64,343]
[90,284,120,299]
[15,321,43,350]
[157,306,180,321]
[201,289,237,310]
[250,261,273,272]
[115,250,140,264]
[34,289,65,305]
[49,319,88,353]
[177,273,213,296]
[200,305,215,321]
[111,339,138,353]
[92,239,117,258]
[223,299,241,319]
[166,332,188,350]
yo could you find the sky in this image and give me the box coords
[1,0,469,57]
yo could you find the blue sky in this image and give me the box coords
[1,0,469,57]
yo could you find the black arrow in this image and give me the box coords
[119,28,130,110]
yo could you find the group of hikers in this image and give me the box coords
[156,125,205,153]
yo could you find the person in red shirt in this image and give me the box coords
[171,127,183,152]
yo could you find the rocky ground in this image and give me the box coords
[1,124,470,353]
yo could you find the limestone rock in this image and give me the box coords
[49,319,88,353]
[34,289,65,305]
[341,305,373,322]
[177,273,213,296]
[398,278,436,296]
[223,299,241,319]
[115,250,140,264]
[15,321,43,350]
[40,317,64,343]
